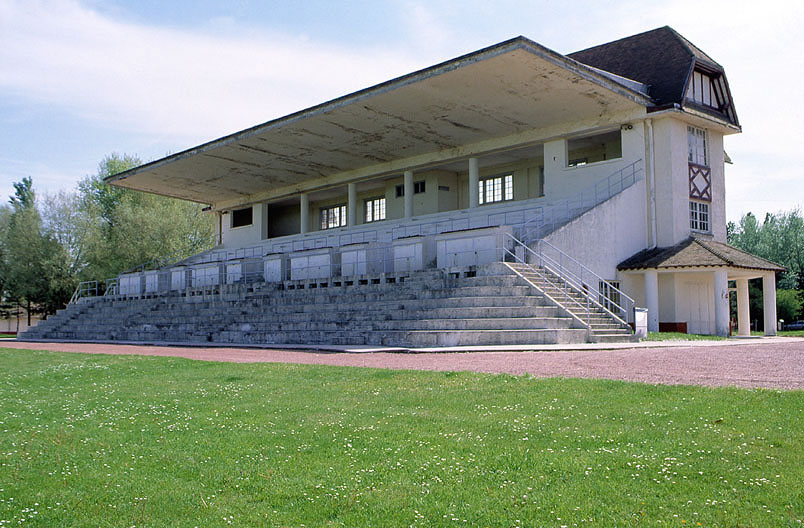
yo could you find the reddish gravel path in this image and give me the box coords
[3,339,804,390]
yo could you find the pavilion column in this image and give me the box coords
[644,269,659,332]
[404,170,414,218]
[468,157,479,208]
[763,272,777,336]
[736,278,750,337]
[347,183,357,227]
[713,269,730,337]
[300,193,309,234]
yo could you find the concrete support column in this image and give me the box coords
[644,269,659,332]
[347,183,357,227]
[736,278,750,337]
[404,170,414,218]
[763,272,777,336]
[468,157,479,208]
[713,269,730,337]
[300,193,309,234]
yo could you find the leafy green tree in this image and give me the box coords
[776,289,803,323]
[77,153,215,281]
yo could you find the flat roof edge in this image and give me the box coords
[106,36,654,187]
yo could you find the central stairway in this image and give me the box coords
[20,266,635,348]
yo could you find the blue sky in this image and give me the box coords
[1,0,802,222]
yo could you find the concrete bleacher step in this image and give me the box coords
[20,265,637,347]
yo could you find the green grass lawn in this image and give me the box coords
[1,348,802,527]
[0,333,15,339]
[644,331,727,341]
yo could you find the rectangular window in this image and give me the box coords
[320,204,347,230]
[231,207,253,228]
[395,181,425,197]
[566,130,622,167]
[598,280,622,312]
[478,174,513,205]
[689,200,710,232]
[364,197,386,223]
[687,126,708,166]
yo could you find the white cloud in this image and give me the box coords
[0,0,425,143]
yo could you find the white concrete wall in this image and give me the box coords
[543,124,644,201]
[708,131,727,242]
[673,271,716,335]
[220,204,266,249]
[543,179,648,281]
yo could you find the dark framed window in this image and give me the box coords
[320,204,347,230]
[364,197,386,223]
[478,174,513,205]
[231,207,253,228]
[395,181,426,197]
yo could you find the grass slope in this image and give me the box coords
[1,348,802,527]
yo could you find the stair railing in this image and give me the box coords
[507,232,634,327]
[69,281,98,304]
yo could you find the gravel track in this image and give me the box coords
[3,339,803,390]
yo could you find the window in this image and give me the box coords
[689,200,710,232]
[231,207,253,228]
[478,174,513,205]
[364,197,386,223]
[687,126,708,166]
[598,280,622,313]
[320,204,347,230]
[686,70,722,109]
[567,130,622,167]
[395,181,425,197]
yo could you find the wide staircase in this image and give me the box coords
[21,266,634,348]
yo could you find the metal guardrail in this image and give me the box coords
[69,281,98,304]
[505,232,635,326]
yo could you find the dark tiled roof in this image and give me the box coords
[618,237,785,272]
[568,26,717,107]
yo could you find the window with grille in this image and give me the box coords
[689,200,710,232]
[478,174,513,205]
[320,204,347,230]
[364,197,386,223]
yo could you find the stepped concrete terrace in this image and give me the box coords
[21,265,636,349]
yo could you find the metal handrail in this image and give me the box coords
[505,232,633,326]
[69,281,98,304]
[501,246,594,330]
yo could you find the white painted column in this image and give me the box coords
[404,170,413,218]
[736,278,750,337]
[713,269,730,337]
[644,269,659,332]
[468,157,479,208]
[300,193,309,234]
[763,272,777,336]
[347,183,357,227]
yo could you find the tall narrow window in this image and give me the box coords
[320,205,347,230]
[478,174,513,205]
[687,126,708,166]
[364,197,386,223]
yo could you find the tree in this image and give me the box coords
[76,153,215,281]
[777,289,803,323]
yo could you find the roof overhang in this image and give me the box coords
[106,36,652,208]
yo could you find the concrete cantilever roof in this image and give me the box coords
[106,36,653,209]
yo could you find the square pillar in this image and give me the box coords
[736,278,750,336]
[713,269,729,336]
[300,193,309,234]
[763,272,777,336]
[404,171,413,218]
[347,183,357,227]
[469,157,479,208]
[644,269,659,332]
